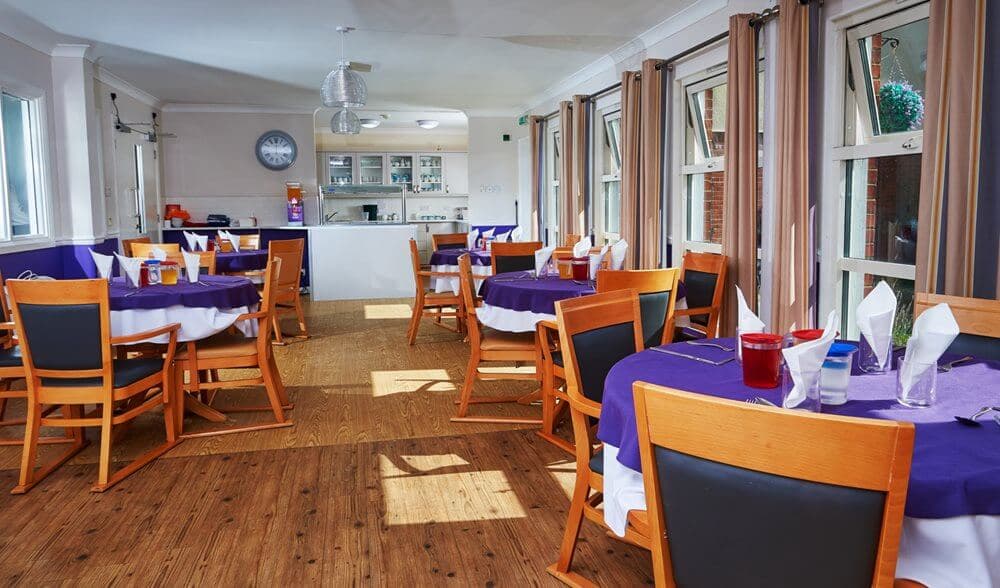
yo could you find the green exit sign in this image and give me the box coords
[517,114,529,126]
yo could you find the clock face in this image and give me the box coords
[255,130,298,171]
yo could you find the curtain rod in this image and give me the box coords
[750,0,816,28]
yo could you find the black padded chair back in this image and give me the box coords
[683,269,718,326]
[437,243,465,250]
[637,290,671,349]
[17,303,103,371]
[569,322,639,404]
[495,255,535,274]
[947,333,1000,362]
[653,447,885,587]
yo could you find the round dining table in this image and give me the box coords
[214,250,268,274]
[477,272,596,332]
[598,338,1000,586]
[429,248,492,294]
[109,275,260,343]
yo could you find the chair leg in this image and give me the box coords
[260,358,287,424]
[268,353,291,407]
[14,396,41,491]
[406,300,423,345]
[96,402,114,488]
[547,471,592,586]
[293,297,309,338]
[272,315,286,346]
[454,353,479,418]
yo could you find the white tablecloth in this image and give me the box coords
[111,304,257,344]
[601,443,1000,587]
[478,297,689,334]
[430,264,490,295]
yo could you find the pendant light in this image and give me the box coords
[321,26,367,108]
[330,109,361,134]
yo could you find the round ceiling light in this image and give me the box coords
[416,119,439,130]
[359,118,381,129]
[330,109,360,134]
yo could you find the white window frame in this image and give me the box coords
[593,107,622,244]
[0,81,51,248]
[544,122,561,246]
[819,0,928,339]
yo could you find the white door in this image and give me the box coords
[116,138,158,239]
[517,137,531,233]
[441,152,469,195]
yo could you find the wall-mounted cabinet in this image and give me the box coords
[318,151,468,195]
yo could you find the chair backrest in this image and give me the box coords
[408,239,425,297]
[914,292,1000,361]
[267,238,304,297]
[255,259,282,353]
[563,233,582,247]
[0,271,11,349]
[8,279,113,394]
[130,242,181,259]
[457,254,484,350]
[239,234,261,250]
[491,241,542,275]
[432,232,468,251]
[597,268,681,348]
[121,237,151,257]
[680,251,727,329]
[633,383,914,588]
[555,289,643,415]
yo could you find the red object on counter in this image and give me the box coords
[741,333,783,388]
[570,256,589,280]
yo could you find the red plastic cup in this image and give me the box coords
[570,256,589,280]
[741,333,783,389]
[791,329,824,345]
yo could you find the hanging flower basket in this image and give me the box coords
[878,82,924,133]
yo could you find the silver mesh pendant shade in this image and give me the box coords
[321,64,367,108]
[330,109,361,134]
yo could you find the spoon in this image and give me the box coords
[954,406,1000,427]
[938,356,974,372]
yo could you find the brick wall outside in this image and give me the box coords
[863,34,883,293]
[702,87,725,243]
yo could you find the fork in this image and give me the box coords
[746,396,778,407]
[938,356,974,372]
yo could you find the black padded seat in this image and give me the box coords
[589,447,604,475]
[42,358,163,388]
[0,346,23,368]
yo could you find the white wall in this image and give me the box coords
[315,129,467,152]
[467,116,526,225]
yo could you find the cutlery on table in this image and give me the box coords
[744,397,778,407]
[685,340,735,352]
[650,347,734,366]
[954,406,1000,427]
[938,356,974,372]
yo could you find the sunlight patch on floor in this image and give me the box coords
[547,461,578,501]
[477,365,537,375]
[370,369,456,397]
[363,303,412,319]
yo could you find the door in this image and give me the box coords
[116,138,158,240]
[442,152,469,195]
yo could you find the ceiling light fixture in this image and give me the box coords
[359,118,381,129]
[331,109,361,134]
[321,26,367,108]
[416,119,439,130]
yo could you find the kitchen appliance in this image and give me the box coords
[362,204,378,221]
[206,214,230,227]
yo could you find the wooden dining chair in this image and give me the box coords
[598,268,682,348]
[562,233,582,247]
[673,251,727,339]
[491,241,542,275]
[8,278,181,493]
[453,254,541,424]
[239,233,261,250]
[121,236,151,257]
[914,292,1000,361]
[548,289,651,585]
[164,250,217,275]
[432,232,468,251]
[407,239,463,345]
[633,383,915,587]
[268,238,308,344]
[130,242,181,259]
[173,259,293,438]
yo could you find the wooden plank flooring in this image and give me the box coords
[0,298,652,585]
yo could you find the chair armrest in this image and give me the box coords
[110,322,181,345]
[537,319,559,332]
[673,306,714,316]
[0,321,15,332]
[418,270,461,278]
[235,310,268,322]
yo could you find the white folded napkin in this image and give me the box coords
[736,285,766,334]
[856,280,897,370]
[150,247,167,261]
[114,253,143,287]
[89,249,114,279]
[182,250,202,283]
[781,311,839,408]
[495,230,511,243]
[482,228,496,240]
[589,245,609,280]
[900,303,959,394]
[466,229,479,250]
[572,236,592,258]
[534,246,556,277]
[610,240,629,270]
[219,230,240,251]
[510,226,524,242]
[183,231,198,252]
[195,234,208,251]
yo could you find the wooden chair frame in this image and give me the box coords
[268,238,309,344]
[536,318,572,454]
[452,254,541,424]
[490,241,543,275]
[673,251,727,338]
[597,268,682,346]
[914,292,1000,338]
[407,239,464,345]
[8,279,181,493]
[548,289,651,586]
[129,242,181,258]
[173,259,293,438]
[239,233,262,250]
[121,236,151,257]
[633,383,914,587]
[163,250,217,275]
[563,234,582,247]
[431,232,468,250]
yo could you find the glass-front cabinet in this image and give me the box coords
[417,155,444,193]
[327,154,354,185]
[388,154,414,191]
[358,154,385,185]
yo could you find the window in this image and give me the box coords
[834,4,928,344]
[544,126,561,245]
[594,109,621,244]
[0,90,46,239]
[680,73,727,249]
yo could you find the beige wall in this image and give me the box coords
[315,129,467,152]
[467,116,525,224]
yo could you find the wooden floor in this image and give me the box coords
[0,298,652,585]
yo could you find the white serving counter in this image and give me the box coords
[305,224,417,301]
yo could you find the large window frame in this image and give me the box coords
[0,82,50,245]
[544,122,561,246]
[592,105,622,245]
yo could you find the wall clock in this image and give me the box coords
[255,130,298,171]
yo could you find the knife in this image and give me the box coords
[650,347,734,366]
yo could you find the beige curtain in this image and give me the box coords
[619,71,641,269]
[721,14,760,336]
[558,101,575,241]
[572,94,589,236]
[916,0,998,298]
[769,0,813,331]
[529,115,545,240]
[638,59,666,269]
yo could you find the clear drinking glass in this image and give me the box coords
[896,357,936,407]
[859,335,892,374]
[781,364,822,412]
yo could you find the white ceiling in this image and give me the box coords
[0,0,692,113]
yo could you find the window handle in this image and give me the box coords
[901,138,918,150]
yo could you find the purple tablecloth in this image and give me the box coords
[429,248,491,267]
[598,337,1000,519]
[109,275,260,311]
[480,273,595,314]
[215,250,268,273]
